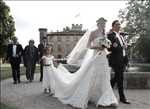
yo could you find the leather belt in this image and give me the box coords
[44,64,51,66]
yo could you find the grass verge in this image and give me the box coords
[0,103,16,109]
[0,64,40,80]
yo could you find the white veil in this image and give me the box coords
[67,25,97,66]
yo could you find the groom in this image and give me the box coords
[107,20,130,104]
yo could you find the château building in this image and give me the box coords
[39,24,86,58]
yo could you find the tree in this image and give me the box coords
[119,0,150,62]
[0,0,15,58]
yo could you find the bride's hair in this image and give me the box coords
[96,17,107,24]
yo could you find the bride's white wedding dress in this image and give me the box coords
[50,34,118,109]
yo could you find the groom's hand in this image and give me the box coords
[113,42,118,48]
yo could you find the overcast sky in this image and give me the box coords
[5,1,127,48]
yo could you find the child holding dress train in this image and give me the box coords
[42,45,55,95]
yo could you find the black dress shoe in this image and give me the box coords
[120,100,131,104]
[18,80,21,83]
[88,101,93,104]
[29,79,32,82]
[13,81,17,84]
[40,79,42,82]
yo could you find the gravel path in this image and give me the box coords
[1,74,150,109]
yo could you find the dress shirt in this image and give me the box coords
[13,45,17,57]
[114,31,126,56]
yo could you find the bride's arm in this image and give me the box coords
[91,46,103,50]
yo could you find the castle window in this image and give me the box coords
[57,36,62,42]
[66,36,70,41]
[66,44,71,55]
[57,44,62,52]
[74,36,78,41]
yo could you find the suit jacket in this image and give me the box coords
[6,43,23,64]
[23,45,38,66]
[38,43,44,58]
[107,32,126,67]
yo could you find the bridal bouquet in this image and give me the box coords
[99,36,111,48]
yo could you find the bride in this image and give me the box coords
[50,17,118,109]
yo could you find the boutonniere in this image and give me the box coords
[113,42,118,48]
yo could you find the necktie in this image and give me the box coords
[119,35,126,56]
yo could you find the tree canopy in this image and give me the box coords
[0,0,15,58]
[119,0,150,62]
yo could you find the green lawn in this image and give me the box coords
[0,64,40,80]
[0,103,16,109]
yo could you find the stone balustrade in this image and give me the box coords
[63,64,150,89]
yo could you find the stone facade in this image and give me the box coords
[39,24,86,58]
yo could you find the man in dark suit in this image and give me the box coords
[38,38,47,82]
[6,37,23,84]
[107,20,130,104]
[23,39,38,82]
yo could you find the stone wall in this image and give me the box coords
[124,72,150,89]
[63,64,150,89]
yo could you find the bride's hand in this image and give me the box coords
[90,46,104,50]
[98,46,104,50]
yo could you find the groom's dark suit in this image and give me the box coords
[38,43,45,82]
[107,31,128,102]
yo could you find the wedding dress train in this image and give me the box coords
[50,48,118,109]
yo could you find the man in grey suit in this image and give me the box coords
[23,39,38,82]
